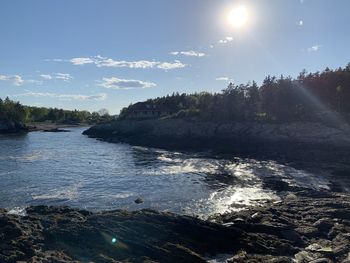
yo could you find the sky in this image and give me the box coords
[0,0,349,114]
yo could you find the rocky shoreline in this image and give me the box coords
[0,121,83,134]
[83,119,350,167]
[1,191,349,263]
[27,122,87,132]
[83,119,350,148]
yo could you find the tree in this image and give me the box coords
[98,108,109,116]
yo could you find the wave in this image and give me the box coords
[0,151,50,162]
[110,192,134,199]
[31,183,81,201]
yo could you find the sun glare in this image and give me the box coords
[228,5,248,28]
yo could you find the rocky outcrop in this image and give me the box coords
[0,120,27,134]
[1,191,349,262]
[212,191,350,263]
[83,119,350,162]
[42,128,70,132]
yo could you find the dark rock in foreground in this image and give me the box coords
[1,191,350,262]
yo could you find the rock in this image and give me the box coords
[251,212,261,219]
[134,197,144,204]
[228,250,247,262]
[1,191,350,262]
[0,206,243,262]
[342,253,350,263]
[295,226,320,238]
[43,128,70,132]
[294,251,323,262]
[306,243,332,253]
[309,258,332,263]
[83,119,350,164]
[332,234,350,256]
[313,218,334,233]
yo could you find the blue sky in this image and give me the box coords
[1,0,349,114]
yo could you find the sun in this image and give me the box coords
[228,5,248,28]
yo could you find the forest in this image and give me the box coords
[120,64,350,124]
[0,97,112,125]
[3,64,350,126]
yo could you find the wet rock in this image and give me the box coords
[313,218,334,233]
[309,258,332,263]
[343,252,350,263]
[134,197,144,204]
[227,250,247,262]
[43,128,70,132]
[332,234,350,257]
[1,192,350,262]
[294,250,324,262]
[1,206,244,262]
[295,225,319,238]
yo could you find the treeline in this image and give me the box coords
[0,97,112,124]
[24,106,112,124]
[0,97,27,123]
[120,64,350,123]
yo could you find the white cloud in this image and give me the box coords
[297,20,303,26]
[13,92,107,101]
[39,73,73,82]
[26,79,43,85]
[95,58,159,69]
[58,93,107,101]
[44,58,64,62]
[157,60,186,70]
[216,77,230,81]
[98,77,156,90]
[307,45,321,52]
[40,74,52,80]
[47,56,187,70]
[0,74,24,86]
[218,36,234,44]
[1,72,72,86]
[55,73,73,81]
[170,50,206,57]
[70,57,95,65]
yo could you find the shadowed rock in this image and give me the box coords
[1,191,349,262]
[43,128,70,132]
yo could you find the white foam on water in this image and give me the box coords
[207,185,280,214]
[7,207,27,216]
[110,192,134,199]
[151,157,220,175]
[31,183,81,201]
[0,151,50,162]
[264,162,330,190]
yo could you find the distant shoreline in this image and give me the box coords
[27,122,89,132]
[0,121,91,134]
